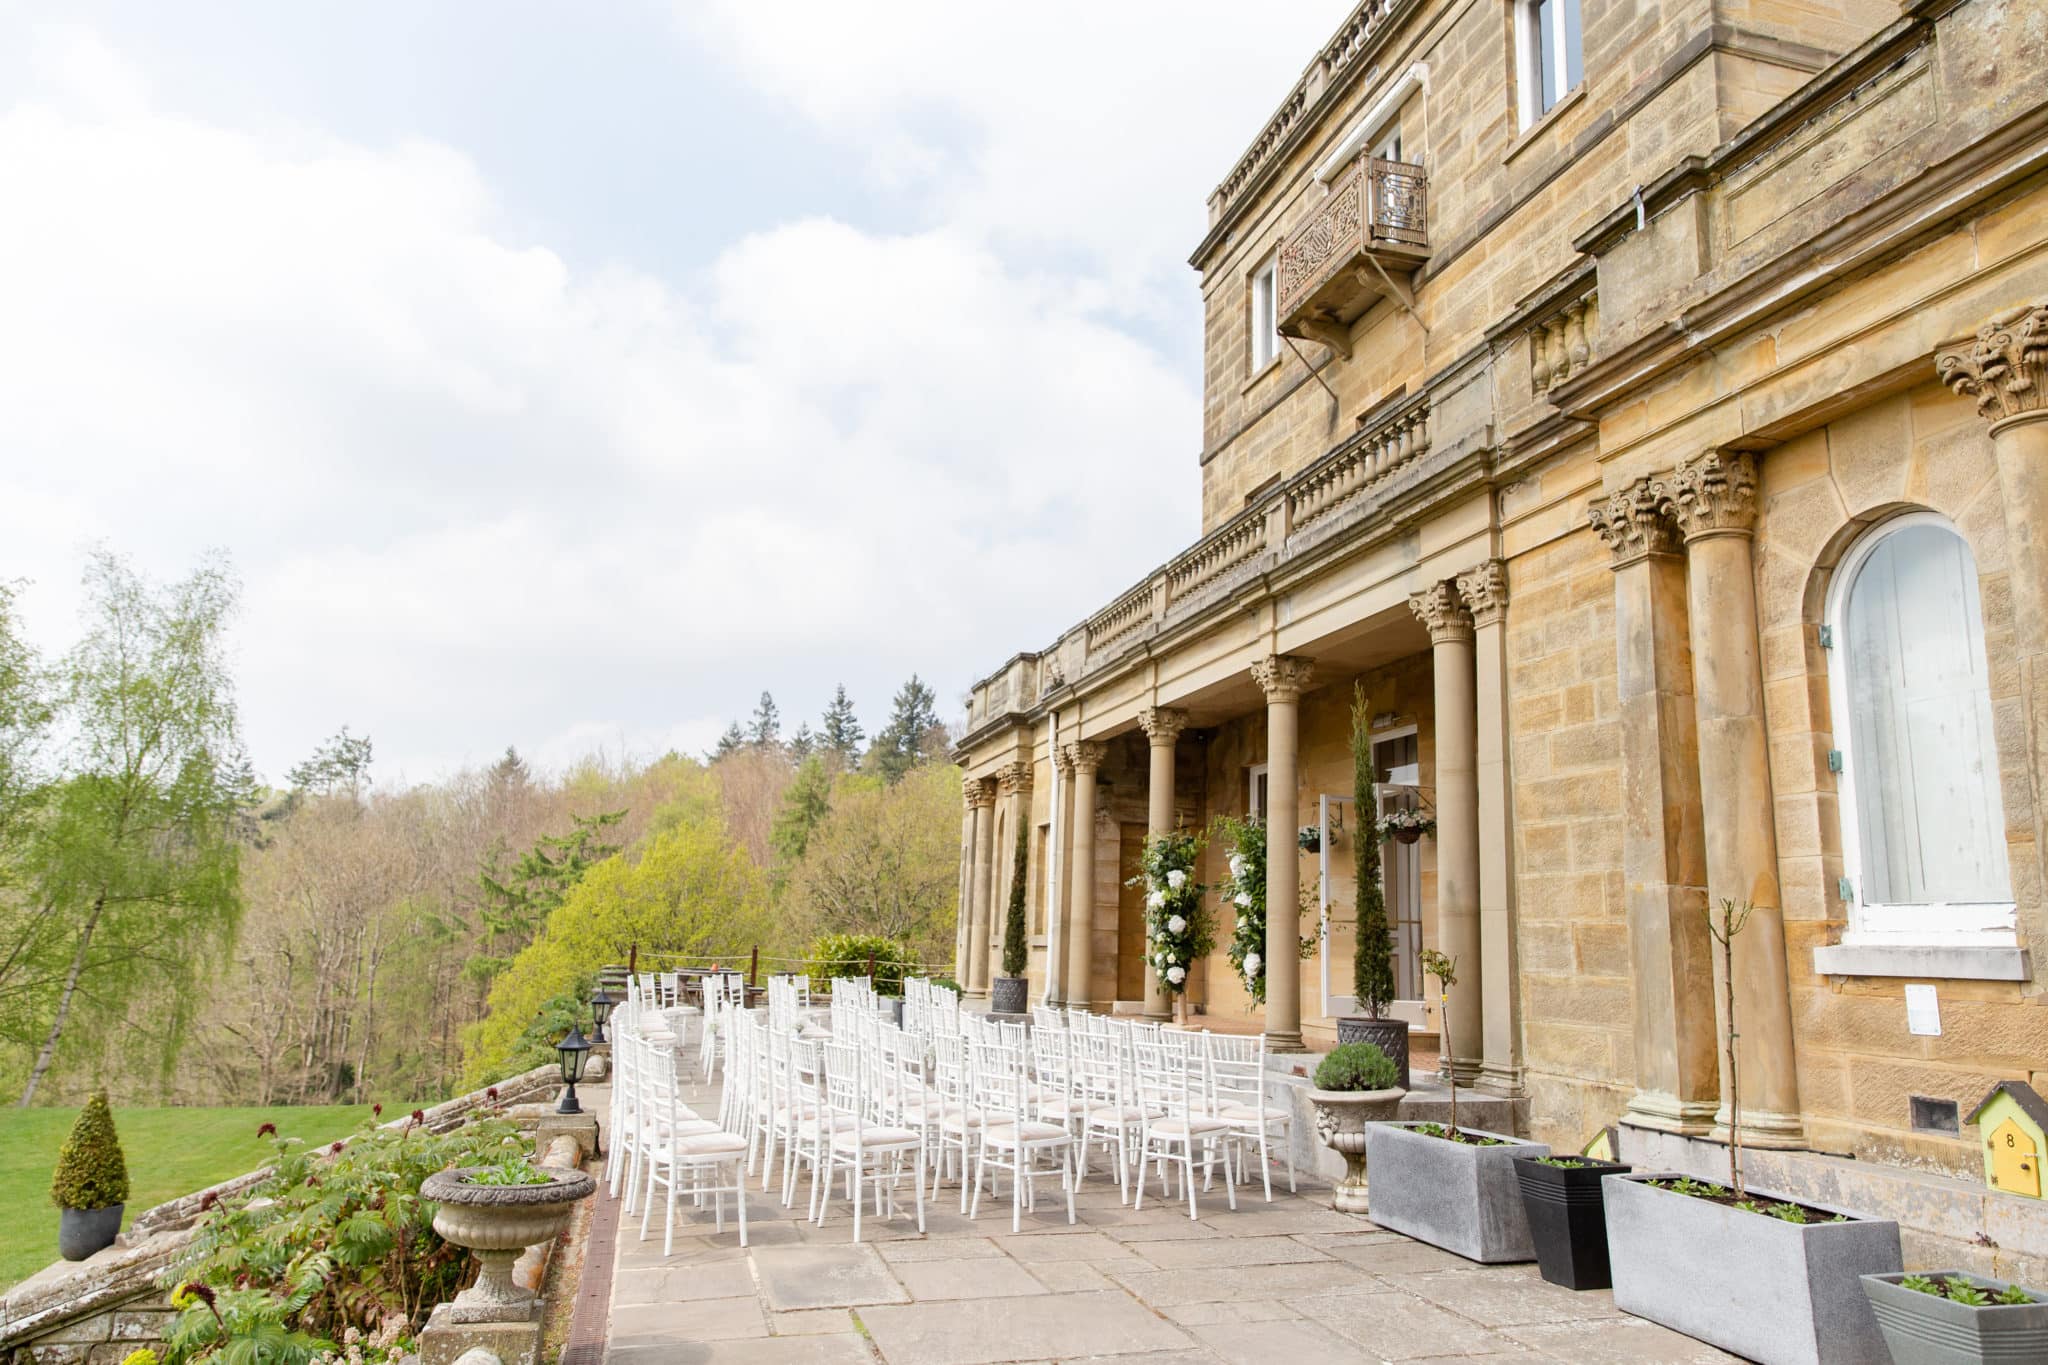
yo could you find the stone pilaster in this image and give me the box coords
[963,777,998,1001]
[1660,450,1803,1147]
[994,762,1034,980]
[1940,304,2048,919]
[1137,707,1190,1021]
[1062,741,1107,1012]
[1251,656,1315,1051]
[1455,560,1521,1096]
[1590,479,1719,1135]
[1409,584,1483,1084]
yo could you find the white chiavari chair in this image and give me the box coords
[1132,1033,1236,1220]
[968,1035,1077,1233]
[1206,1032,1293,1200]
[636,1027,751,1253]
[1073,1027,1146,1201]
[810,1039,925,1242]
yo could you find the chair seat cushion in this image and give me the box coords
[831,1125,920,1150]
[1149,1116,1230,1138]
[1218,1102,1285,1123]
[673,1132,749,1156]
[983,1120,1068,1145]
[1085,1104,1147,1123]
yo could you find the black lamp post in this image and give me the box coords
[555,1026,592,1115]
[589,988,615,1044]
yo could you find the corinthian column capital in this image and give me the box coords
[1137,706,1190,746]
[1938,303,2048,430]
[1409,582,1474,643]
[1454,559,1509,626]
[1661,450,1758,542]
[1062,740,1108,773]
[963,776,997,810]
[996,761,1034,799]
[1588,476,1682,566]
[1250,655,1316,703]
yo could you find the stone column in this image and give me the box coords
[1661,450,1802,1147]
[1251,656,1315,1051]
[955,791,976,985]
[1138,707,1190,1021]
[994,762,1034,984]
[1411,584,1482,1082]
[1590,480,1720,1135]
[1063,741,1107,1012]
[1456,560,1522,1096]
[1048,745,1076,1004]
[1940,304,2048,902]
[964,777,997,1000]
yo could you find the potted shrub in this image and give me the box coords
[991,822,1031,1015]
[1336,685,1409,1087]
[52,1090,130,1261]
[1861,1270,2047,1364]
[1605,902,1901,1365]
[1362,951,1548,1261]
[1512,1152,1630,1290]
[421,1156,596,1322]
[1307,1041,1406,1214]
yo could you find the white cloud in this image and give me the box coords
[0,22,1218,781]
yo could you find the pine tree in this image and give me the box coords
[769,754,834,867]
[711,722,747,760]
[287,726,373,801]
[477,809,626,945]
[871,674,941,785]
[488,746,531,790]
[748,691,782,749]
[820,685,863,764]
[787,722,818,761]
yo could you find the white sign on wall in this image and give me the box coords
[1905,983,1942,1037]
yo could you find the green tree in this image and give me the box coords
[869,675,942,785]
[0,580,52,958]
[463,804,773,1086]
[1351,683,1395,1018]
[787,721,818,762]
[16,552,248,1106]
[285,726,372,801]
[820,685,863,764]
[748,691,781,749]
[769,754,833,868]
[487,745,531,790]
[1000,819,1029,978]
[476,809,626,946]
[783,763,960,965]
[710,722,747,760]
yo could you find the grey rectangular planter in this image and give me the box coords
[1604,1173,1902,1365]
[1862,1271,2048,1365]
[1362,1121,1548,1263]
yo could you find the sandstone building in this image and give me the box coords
[952,0,2047,1264]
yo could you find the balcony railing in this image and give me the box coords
[1275,157,1429,357]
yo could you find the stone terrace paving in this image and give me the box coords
[587,1077,1740,1365]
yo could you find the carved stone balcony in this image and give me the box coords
[1276,157,1428,358]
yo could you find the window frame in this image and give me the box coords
[1248,254,1280,375]
[1248,764,1270,821]
[1825,510,2018,949]
[1514,0,1583,129]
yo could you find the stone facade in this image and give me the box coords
[953,0,2048,1260]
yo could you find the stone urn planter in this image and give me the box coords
[422,1165,596,1322]
[57,1203,123,1261]
[989,975,1028,1015]
[1861,1271,2048,1365]
[1335,1016,1410,1091]
[1308,1087,1405,1213]
[1511,1153,1630,1290]
[1362,1121,1548,1262]
[1604,1173,1901,1365]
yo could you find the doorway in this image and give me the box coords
[1374,730,1423,1000]
[1117,824,1148,1001]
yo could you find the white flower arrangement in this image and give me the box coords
[1244,951,1262,978]
[1234,891,1252,908]
[1130,830,1208,1000]
[1167,914,1187,936]
[1146,889,1166,909]
[1166,965,1186,985]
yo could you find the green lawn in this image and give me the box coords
[0,1102,374,1291]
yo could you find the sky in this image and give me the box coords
[0,0,1342,784]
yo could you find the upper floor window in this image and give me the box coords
[1828,513,2014,943]
[1515,0,1583,128]
[1249,256,1279,372]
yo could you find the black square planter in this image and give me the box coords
[1512,1153,1630,1290]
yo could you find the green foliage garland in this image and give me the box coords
[1132,830,1208,995]
[1001,820,1029,979]
[1351,684,1396,1018]
[807,932,917,996]
[51,1090,130,1210]
[1215,816,1271,1001]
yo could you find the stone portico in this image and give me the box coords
[953,0,2048,1276]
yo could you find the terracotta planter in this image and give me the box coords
[1335,1016,1411,1091]
[1308,1088,1405,1213]
[58,1203,122,1261]
[422,1165,596,1322]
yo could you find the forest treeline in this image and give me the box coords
[0,555,963,1107]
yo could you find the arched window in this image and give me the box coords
[1827,513,2014,948]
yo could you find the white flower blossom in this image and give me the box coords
[1167,914,1187,936]
[1165,868,1186,890]
[1228,854,1245,879]
[1235,891,1252,908]
[1244,952,1263,977]
[1146,890,1166,909]
[1167,965,1186,985]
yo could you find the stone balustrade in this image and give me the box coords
[1528,287,1598,395]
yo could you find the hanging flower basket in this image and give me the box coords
[1298,825,1322,853]
[1379,809,1435,845]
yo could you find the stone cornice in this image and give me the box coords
[1662,450,1758,541]
[1455,560,1509,625]
[1409,581,1474,642]
[1587,477,1683,566]
[1137,707,1191,746]
[1937,302,2048,430]
[1250,655,1317,703]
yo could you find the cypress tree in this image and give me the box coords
[1351,682,1395,1017]
[1001,819,1030,978]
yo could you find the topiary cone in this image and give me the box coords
[51,1090,130,1212]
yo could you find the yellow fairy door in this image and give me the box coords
[1989,1117,2042,1197]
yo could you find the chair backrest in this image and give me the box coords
[969,1037,1030,1126]
[1204,1031,1264,1114]
[822,1039,867,1137]
[1131,1034,1200,1119]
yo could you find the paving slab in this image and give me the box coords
[610,1260,756,1305]
[1191,1315,1379,1365]
[1020,1260,1118,1293]
[1106,1258,1360,1306]
[878,1235,1008,1263]
[1161,1299,1300,1327]
[1380,1267,1626,1326]
[1286,1287,1518,1360]
[750,1243,911,1310]
[610,1332,874,1364]
[895,1256,1048,1300]
[607,1295,767,1346]
[767,1307,858,1335]
[1129,1232,1332,1268]
[1502,1317,1745,1362]
[857,1289,1197,1364]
